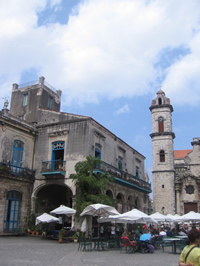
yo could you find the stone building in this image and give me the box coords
[150,89,200,215]
[0,76,152,234]
[0,100,35,233]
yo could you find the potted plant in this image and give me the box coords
[58,228,65,243]
[72,232,79,243]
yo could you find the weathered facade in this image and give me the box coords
[0,76,152,234]
[0,102,35,233]
[150,90,200,215]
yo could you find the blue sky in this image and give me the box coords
[1,0,200,187]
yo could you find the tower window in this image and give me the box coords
[22,93,28,106]
[158,97,162,105]
[162,184,164,188]
[158,117,164,133]
[160,150,165,162]
[136,166,139,178]
[48,96,53,109]
[118,157,123,170]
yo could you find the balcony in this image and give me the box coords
[94,161,151,193]
[40,160,66,177]
[0,162,35,180]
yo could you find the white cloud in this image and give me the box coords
[115,104,130,115]
[0,0,200,108]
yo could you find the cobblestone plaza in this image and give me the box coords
[0,236,180,266]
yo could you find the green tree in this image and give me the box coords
[70,156,116,217]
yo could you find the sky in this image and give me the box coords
[1,0,200,188]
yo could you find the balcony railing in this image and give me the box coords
[95,161,151,192]
[41,160,66,175]
[0,162,35,179]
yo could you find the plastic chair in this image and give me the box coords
[120,236,137,254]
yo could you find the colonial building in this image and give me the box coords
[150,89,200,215]
[0,76,152,234]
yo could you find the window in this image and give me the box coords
[136,166,139,178]
[48,96,53,109]
[95,143,101,160]
[160,150,165,162]
[118,157,123,170]
[51,141,65,170]
[158,97,162,105]
[158,117,164,133]
[22,93,28,106]
[4,190,22,232]
[162,184,164,188]
[12,140,24,173]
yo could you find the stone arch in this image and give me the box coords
[33,183,74,215]
[106,189,114,199]
[116,193,125,213]
[134,196,140,210]
[127,195,134,211]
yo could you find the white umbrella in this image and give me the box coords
[150,212,173,223]
[80,203,119,217]
[50,205,76,216]
[178,211,200,223]
[98,208,157,224]
[35,213,59,225]
[80,203,119,237]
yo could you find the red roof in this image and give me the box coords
[174,150,192,159]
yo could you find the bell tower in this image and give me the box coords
[150,89,175,214]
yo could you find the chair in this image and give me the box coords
[120,236,137,254]
[176,239,186,253]
[78,237,92,251]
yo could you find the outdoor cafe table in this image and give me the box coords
[163,237,182,254]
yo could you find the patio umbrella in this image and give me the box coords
[80,203,119,217]
[150,212,173,223]
[35,213,59,225]
[50,205,76,216]
[98,208,157,224]
[177,211,200,223]
[80,203,119,237]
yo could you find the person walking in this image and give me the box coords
[179,229,200,266]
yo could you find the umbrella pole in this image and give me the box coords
[98,222,100,238]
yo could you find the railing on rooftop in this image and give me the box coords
[0,162,35,179]
[41,160,66,174]
[95,161,151,191]
[18,80,38,89]
[18,80,56,93]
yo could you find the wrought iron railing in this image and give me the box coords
[41,160,66,173]
[0,162,35,179]
[95,161,151,191]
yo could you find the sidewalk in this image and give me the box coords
[0,235,180,266]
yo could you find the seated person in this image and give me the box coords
[121,232,137,250]
[140,229,151,242]
[139,229,154,253]
[159,228,167,236]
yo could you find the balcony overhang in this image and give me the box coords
[40,170,66,176]
[114,177,151,194]
[93,169,151,194]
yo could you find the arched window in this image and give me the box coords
[160,150,165,162]
[158,117,164,133]
[158,97,162,105]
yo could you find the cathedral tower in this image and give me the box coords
[150,90,175,214]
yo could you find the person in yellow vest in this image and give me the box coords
[179,229,200,266]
